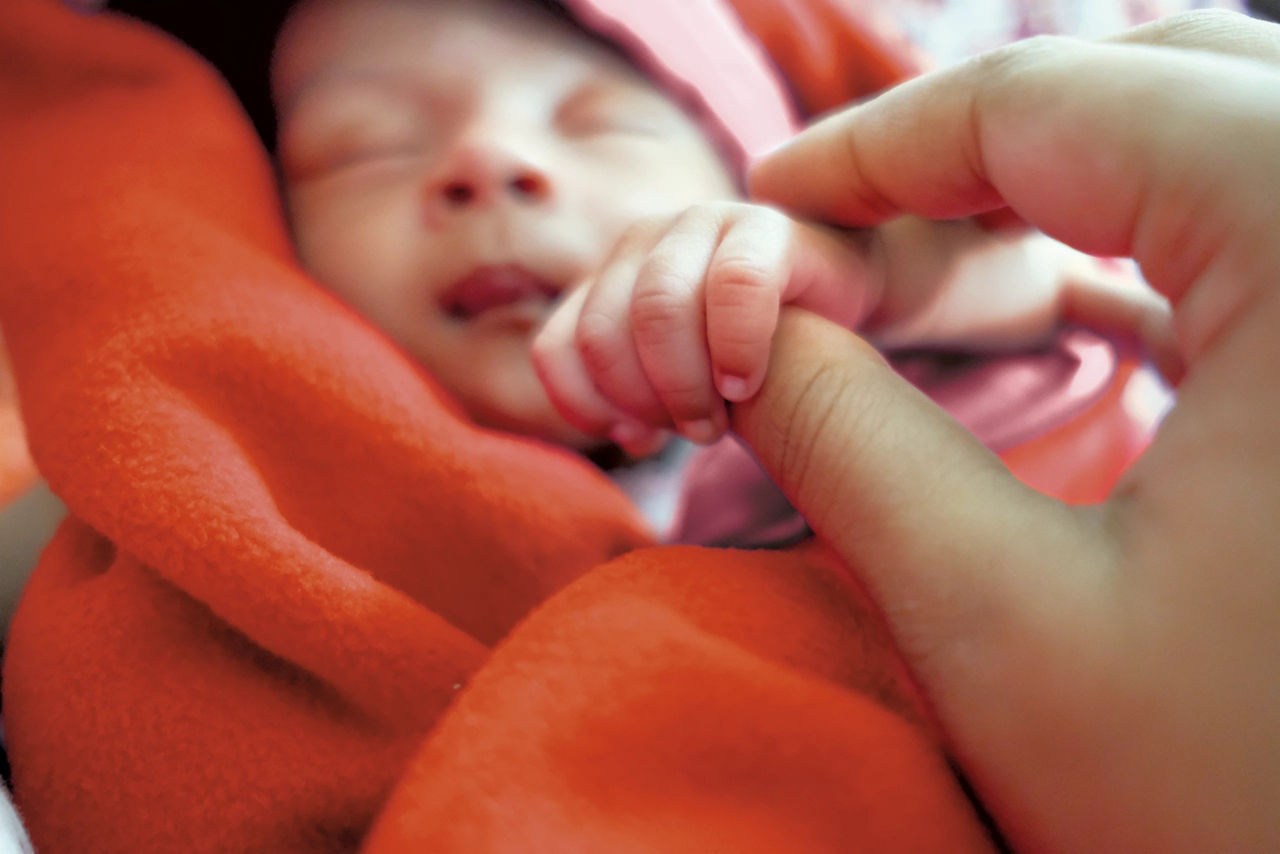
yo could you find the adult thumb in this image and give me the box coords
[733,309,1121,796]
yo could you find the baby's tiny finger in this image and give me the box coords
[615,426,669,459]
[703,209,792,401]
[575,228,669,425]
[631,208,729,443]
[532,284,637,435]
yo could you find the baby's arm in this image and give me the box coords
[864,216,1178,374]
[532,202,1173,448]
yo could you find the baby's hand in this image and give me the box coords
[533,202,1177,452]
[532,202,879,448]
[862,217,1179,378]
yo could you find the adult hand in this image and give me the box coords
[738,10,1280,852]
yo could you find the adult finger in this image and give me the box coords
[1107,8,1280,63]
[748,18,1280,283]
[739,23,1280,853]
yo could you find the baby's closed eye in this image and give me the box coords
[555,83,685,139]
[279,91,426,179]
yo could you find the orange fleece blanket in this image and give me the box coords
[0,1,1141,851]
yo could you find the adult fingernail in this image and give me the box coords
[718,374,751,402]
[679,419,718,445]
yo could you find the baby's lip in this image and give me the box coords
[439,264,563,321]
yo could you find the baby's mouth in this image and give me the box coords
[439,264,563,323]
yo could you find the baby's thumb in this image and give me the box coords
[733,309,1115,724]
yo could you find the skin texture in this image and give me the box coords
[536,203,881,446]
[533,198,1174,448]
[271,0,738,447]
[275,0,1169,457]
[739,10,1280,852]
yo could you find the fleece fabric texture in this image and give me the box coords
[0,342,37,507]
[0,0,1154,851]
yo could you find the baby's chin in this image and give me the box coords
[410,330,610,452]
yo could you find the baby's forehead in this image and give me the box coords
[272,0,642,115]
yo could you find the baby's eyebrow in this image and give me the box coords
[558,78,667,111]
[281,68,428,116]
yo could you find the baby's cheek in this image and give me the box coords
[575,148,732,250]
[290,196,425,318]
[424,333,551,429]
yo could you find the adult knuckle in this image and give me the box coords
[969,34,1070,89]
[836,120,899,220]
[963,35,1078,145]
[1161,7,1248,34]
[1156,8,1275,57]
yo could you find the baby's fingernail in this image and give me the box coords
[679,419,718,445]
[718,374,751,402]
[621,430,669,459]
[609,421,651,447]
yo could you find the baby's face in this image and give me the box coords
[272,0,737,446]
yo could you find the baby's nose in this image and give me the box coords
[424,144,551,214]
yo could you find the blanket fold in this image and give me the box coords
[0,0,1153,851]
[361,545,994,854]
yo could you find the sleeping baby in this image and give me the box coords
[270,0,1171,542]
